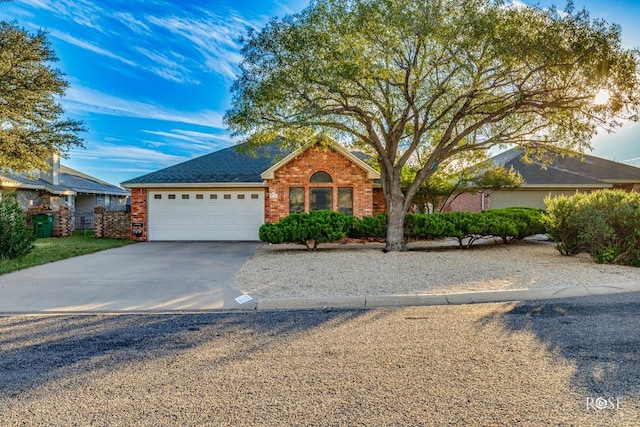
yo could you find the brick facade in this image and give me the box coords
[130,187,147,241]
[372,187,386,215]
[446,192,489,212]
[265,145,376,223]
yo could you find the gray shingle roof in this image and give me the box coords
[122,142,298,185]
[490,148,640,186]
[60,166,129,196]
[1,168,128,196]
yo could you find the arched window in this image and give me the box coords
[310,171,332,183]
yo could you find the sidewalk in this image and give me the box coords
[235,281,640,311]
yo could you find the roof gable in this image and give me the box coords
[261,141,380,180]
[122,140,380,187]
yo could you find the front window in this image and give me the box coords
[310,188,332,210]
[310,171,332,183]
[289,187,305,213]
[338,187,353,215]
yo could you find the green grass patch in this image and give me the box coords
[0,234,134,275]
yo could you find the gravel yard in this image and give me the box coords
[234,239,640,299]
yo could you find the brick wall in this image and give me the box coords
[372,187,386,215]
[129,188,147,241]
[265,145,375,222]
[26,205,73,236]
[446,192,489,212]
[94,206,131,239]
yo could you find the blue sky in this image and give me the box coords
[1,0,639,187]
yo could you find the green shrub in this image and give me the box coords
[0,193,34,260]
[544,190,640,265]
[543,194,584,255]
[483,208,546,243]
[404,212,456,240]
[259,210,353,250]
[349,213,387,239]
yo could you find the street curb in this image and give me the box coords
[253,281,640,311]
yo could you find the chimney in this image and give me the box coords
[40,152,61,185]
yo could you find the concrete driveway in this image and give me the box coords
[0,242,261,313]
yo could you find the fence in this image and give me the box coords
[26,206,73,237]
[75,210,95,230]
[94,206,131,239]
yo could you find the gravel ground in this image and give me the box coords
[234,239,640,299]
[1,293,639,426]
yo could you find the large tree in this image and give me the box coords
[225,0,640,251]
[0,15,84,172]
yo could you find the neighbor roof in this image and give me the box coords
[490,148,640,187]
[60,166,129,196]
[1,167,128,196]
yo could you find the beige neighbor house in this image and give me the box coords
[448,148,640,212]
[121,141,384,242]
[1,154,130,230]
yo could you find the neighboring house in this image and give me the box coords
[0,153,130,212]
[121,141,383,241]
[449,148,640,211]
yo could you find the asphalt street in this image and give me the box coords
[0,292,639,426]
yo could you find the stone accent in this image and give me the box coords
[94,206,131,239]
[265,144,375,223]
[130,188,147,241]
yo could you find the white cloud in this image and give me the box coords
[141,129,234,152]
[63,85,225,129]
[18,0,106,32]
[70,143,186,165]
[50,30,139,68]
[146,12,247,81]
[113,11,152,35]
[134,47,199,84]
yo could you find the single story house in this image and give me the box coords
[449,148,640,211]
[121,141,384,241]
[1,154,130,212]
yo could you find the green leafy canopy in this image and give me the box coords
[0,8,85,172]
[225,0,640,250]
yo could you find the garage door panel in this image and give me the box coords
[148,190,264,241]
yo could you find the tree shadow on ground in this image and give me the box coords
[0,309,367,397]
[479,292,640,397]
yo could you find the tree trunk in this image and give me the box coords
[384,181,408,252]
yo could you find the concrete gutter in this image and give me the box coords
[251,281,640,311]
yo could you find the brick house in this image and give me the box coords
[121,141,383,241]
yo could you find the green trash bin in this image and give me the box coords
[33,214,53,238]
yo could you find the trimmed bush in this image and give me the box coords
[0,193,34,260]
[348,213,387,240]
[347,208,546,248]
[482,208,546,243]
[259,210,353,250]
[544,190,640,265]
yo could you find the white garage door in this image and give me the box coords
[148,190,264,241]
